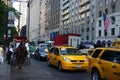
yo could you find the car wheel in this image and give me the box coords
[58,62,62,71]
[91,69,101,80]
[47,59,51,66]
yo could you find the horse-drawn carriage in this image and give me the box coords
[11,37,30,67]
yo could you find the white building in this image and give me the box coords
[29,0,41,44]
[95,0,120,46]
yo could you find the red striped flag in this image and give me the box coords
[103,12,110,31]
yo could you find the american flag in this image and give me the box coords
[103,12,110,31]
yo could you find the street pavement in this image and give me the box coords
[0,59,10,80]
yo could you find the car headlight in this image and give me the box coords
[63,57,71,62]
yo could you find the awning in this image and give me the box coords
[102,40,106,45]
[96,40,101,45]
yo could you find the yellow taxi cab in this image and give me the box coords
[77,49,95,65]
[47,46,89,71]
[89,47,120,80]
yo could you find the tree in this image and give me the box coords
[0,0,21,45]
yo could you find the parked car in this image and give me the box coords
[47,46,89,71]
[34,47,47,60]
[89,47,120,80]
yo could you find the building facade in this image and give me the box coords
[95,0,120,46]
[28,0,120,46]
[39,0,47,41]
[60,0,96,44]
[29,0,41,44]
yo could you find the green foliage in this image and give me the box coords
[0,0,20,45]
[7,27,18,42]
[0,0,7,44]
[7,6,21,19]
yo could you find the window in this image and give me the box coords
[86,20,90,24]
[99,0,102,8]
[111,28,115,35]
[112,5,116,13]
[92,49,102,58]
[86,36,89,40]
[82,29,84,33]
[99,11,102,17]
[86,11,90,17]
[104,30,107,36]
[86,27,89,32]
[111,16,115,24]
[105,8,108,14]
[112,0,116,2]
[101,50,120,64]
[98,30,101,37]
[99,20,102,27]
[105,0,108,5]
[49,48,54,53]
[54,48,59,55]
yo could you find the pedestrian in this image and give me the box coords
[6,45,14,65]
[0,45,4,64]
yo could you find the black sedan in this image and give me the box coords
[34,47,47,60]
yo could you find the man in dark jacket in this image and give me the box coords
[6,45,14,65]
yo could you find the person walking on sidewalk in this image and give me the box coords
[6,45,14,65]
[0,45,4,64]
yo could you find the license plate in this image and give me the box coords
[76,65,81,68]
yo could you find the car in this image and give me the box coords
[39,43,51,50]
[86,49,94,55]
[76,49,94,66]
[47,46,89,71]
[76,49,90,55]
[34,47,47,60]
[89,47,120,80]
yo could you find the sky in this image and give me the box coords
[13,2,19,10]
[13,2,20,27]
[12,1,28,28]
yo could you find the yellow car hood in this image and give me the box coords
[62,55,86,60]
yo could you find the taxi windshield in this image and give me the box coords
[60,48,78,55]
[75,49,89,55]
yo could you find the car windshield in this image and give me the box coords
[60,48,78,55]
[75,49,89,55]
[39,48,45,52]
[40,44,51,49]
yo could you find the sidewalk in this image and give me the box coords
[0,59,10,80]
